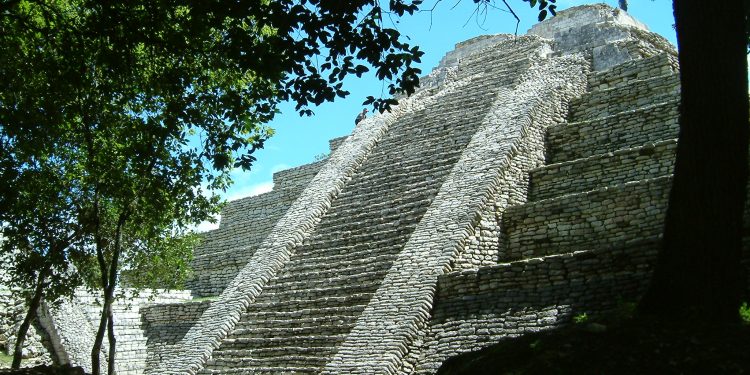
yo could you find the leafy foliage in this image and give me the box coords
[740,302,750,324]
[1,0,428,372]
[521,0,557,21]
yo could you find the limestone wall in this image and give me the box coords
[587,53,678,91]
[416,238,659,374]
[0,289,51,368]
[187,160,324,297]
[546,100,679,164]
[140,301,211,371]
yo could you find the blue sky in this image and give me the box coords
[197,0,676,231]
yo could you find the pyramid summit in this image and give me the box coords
[2,4,748,374]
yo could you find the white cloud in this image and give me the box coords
[225,181,274,202]
[193,215,221,233]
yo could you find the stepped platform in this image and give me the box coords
[418,237,660,374]
[529,140,676,200]
[502,176,671,261]
[568,73,680,123]
[586,53,677,91]
[546,100,679,163]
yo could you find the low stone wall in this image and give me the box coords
[529,139,676,200]
[0,289,51,368]
[569,73,679,122]
[68,290,191,375]
[546,100,679,164]
[502,176,671,261]
[140,301,211,371]
[415,237,660,374]
[587,53,678,91]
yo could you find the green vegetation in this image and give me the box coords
[1,1,425,372]
[740,302,750,324]
[0,352,12,366]
[572,312,589,324]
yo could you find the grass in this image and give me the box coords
[0,352,13,367]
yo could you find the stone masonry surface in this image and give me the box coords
[325,43,588,375]
[416,238,660,374]
[200,37,548,375]
[141,301,211,371]
[0,288,51,368]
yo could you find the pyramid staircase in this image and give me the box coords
[196,40,546,375]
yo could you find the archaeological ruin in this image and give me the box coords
[2,4,748,374]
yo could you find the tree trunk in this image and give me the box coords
[640,1,749,322]
[107,306,116,375]
[93,213,124,375]
[91,292,109,375]
[12,266,49,369]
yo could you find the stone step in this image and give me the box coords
[204,354,328,371]
[501,176,671,262]
[268,271,385,296]
[230,324,355,339]
[242,304,366,321]
[261,276,383,299]
[546,100,679,164]
[200,366,319,374]
[245,292,373,312]
[529,139,677,201]
[233,314,358,330]
[210,348,337,365]
[217,334,348,351]
[587,53,677,91]
[278,251,396,275]
[569,73,680,123]
[256,282,379,303]
[297,229,411,259]
[270,262,390,288]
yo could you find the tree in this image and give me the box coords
[639,1,749,322]
[0,19,94,366]
[1,0,425,373]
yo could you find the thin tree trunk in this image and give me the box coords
[91,290,109,375]
[93,211,125,375]
[106,301,116,375]
[12,265,49,369]
[640,1,749,321]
